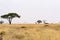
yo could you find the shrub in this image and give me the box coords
[21,26,27,28]
[0,21,4,24]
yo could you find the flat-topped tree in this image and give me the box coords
[1,13,20,24]
[37,20,42,24]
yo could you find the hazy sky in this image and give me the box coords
[0,0,60,24]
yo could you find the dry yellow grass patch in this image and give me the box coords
[0,24,60,40]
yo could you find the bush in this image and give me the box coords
[0,21,4,24]
[21,26,27,28]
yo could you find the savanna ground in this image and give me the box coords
[0,24,60,40]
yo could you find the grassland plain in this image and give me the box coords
[0,24,60,40]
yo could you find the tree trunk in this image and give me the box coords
[8,18,12,24]
[9,20,11,24]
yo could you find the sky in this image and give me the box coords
[0,0,60,24]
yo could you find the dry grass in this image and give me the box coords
[0,24,60,40]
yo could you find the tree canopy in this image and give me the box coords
[1,13,20,24]
[37,20,42,24]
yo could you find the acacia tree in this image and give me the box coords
[37,20,42,24]
[1,13,20,24]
